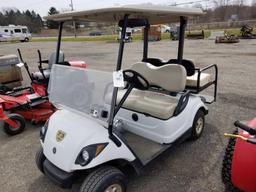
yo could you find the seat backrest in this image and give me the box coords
[131,62,186,92]
[143,58,166,67]
[167,59,196,76]
[144,58,196,77]
[48,51,65,68]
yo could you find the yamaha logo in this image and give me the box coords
[56,130,66,142]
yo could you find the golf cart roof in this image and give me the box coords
[44,5,204,24]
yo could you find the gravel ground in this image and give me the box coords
[0,39,255,192]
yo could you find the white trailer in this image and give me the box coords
[118,27,133,42]
[0,25,32,42]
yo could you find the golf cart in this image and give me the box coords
[36,5,217,191]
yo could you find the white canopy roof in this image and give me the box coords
[44,5,204,24]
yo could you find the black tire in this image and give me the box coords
[35,147,46,174]
[80,166,127,192]
[24,38,29,42]
[3,114,26,136]
[0,85,11,94]
[190,109,205,140]
[222,130,241,192]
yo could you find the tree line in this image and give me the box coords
[1,4,256,34]
[200,4,256,23]
[0,9,43,33]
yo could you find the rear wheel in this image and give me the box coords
[24,38,29,42]
[190,109,205,140]
[222,131,241,192]
[3,114,26,136]
[80,166,127,192]
[35,147,46,174]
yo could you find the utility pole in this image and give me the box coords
[70,0,74,11]
[69,0,77,38]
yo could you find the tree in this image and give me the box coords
[46,7,60,29]
[0,9,43,33]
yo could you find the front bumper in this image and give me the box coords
[43,159,74,188]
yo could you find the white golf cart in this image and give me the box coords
[36,5,218,192]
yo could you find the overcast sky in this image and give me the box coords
[0,0,253,17]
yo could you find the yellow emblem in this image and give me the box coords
[56,130,66,142]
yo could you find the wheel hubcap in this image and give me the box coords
[196,117,204,135]
[105,184,122,192]
[10,120,20,130]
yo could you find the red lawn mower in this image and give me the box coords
[0,49,87,136]
[222,118,256,192]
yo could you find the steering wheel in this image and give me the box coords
[123,70,149,90]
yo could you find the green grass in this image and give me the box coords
[32,35,119,42]
[32,33,170,42]
[32,28,254,42]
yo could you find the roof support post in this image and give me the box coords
[116,14,129,70]
[55,21,64,64]
[142,24,149,61]
[108,14,129,147]
[177,16,187,64]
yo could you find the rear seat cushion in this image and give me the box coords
[106,89,179,119]
[186,72,212,87]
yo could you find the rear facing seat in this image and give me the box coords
[145,58,213,89]
[186,72,212,88]
[114,62,187,119]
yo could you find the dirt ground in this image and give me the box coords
[0,39,255,192]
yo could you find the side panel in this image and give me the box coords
[232,119,256,192]
[115,95,207,144]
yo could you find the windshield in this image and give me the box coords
[49,65,114,124]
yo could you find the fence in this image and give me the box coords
[188,19,256,30]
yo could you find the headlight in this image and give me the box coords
[82,150,90,162]
[75,143,108,166]
[40,120,49,142]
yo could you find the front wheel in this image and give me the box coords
[80,166,127,192]
[35,147,46,174]
[190,109,205,140]
[3,114,26,136]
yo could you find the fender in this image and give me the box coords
[0,104,18,127]
[69,61,87,69]
[231,118,256,192]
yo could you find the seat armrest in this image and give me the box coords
[173,90,190,116]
